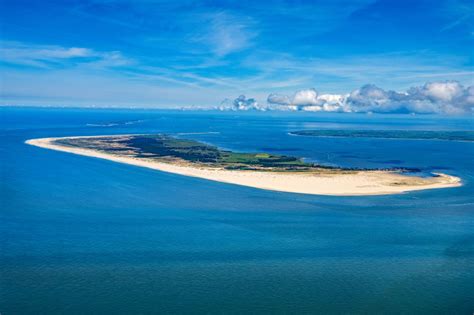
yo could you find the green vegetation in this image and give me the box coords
[55,134,425,173]
[290,130,474,142]
[54,134,321,171]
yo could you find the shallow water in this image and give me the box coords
[1,107,473,314]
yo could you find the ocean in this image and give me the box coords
[1,107,473,314]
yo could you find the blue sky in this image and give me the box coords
[1,0,473,108]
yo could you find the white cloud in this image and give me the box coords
[292,88,319,106]
[318,93,346,104]
[420,81,464,102]
[404,81,474,114]
[301,105,323,112]
[0,41,130,68]
[346,84,407,113]
[219,95,263,110]
[195,12,256,57]
[265,81,474,114]
[267,88,348,112]
[348,81,474,114]
[267,93,291,105]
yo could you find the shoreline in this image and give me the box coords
[25,136,462,196]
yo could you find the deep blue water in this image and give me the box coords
[1,107,473,314]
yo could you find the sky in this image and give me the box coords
[0,0,473,113]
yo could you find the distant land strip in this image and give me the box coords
[289,130,474,142]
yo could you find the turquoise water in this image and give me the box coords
[1,107,473,314]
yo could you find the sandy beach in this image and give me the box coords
[26,136,462,196]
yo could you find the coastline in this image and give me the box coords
[25,136,462,196]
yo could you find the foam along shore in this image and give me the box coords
[26,136,462,196]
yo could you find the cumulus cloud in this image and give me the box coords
[292,88,320,106]
[348,81,474,114]
[405,81,474,114]
[346,84,412,113]
[265,81,473,114]
[219,95,264,110]
[267,88,349,112]
[267,93,291,105]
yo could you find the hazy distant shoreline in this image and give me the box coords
[289,130,474,142]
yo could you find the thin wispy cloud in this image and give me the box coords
[0,41,131,69]
[190,11,257,57]
[439,0,473,32]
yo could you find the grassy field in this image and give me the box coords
[55,135,322,171]
[129,135,314,170]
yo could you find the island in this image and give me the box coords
[26,134,462,196]
[290,130,474,142]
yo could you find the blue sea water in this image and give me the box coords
[1,107,473,314]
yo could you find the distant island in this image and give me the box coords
[26,135,461,196]
[290,130,474,142]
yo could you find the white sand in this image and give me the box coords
[26,136,462,196]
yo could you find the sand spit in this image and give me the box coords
[26,136,462,196]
